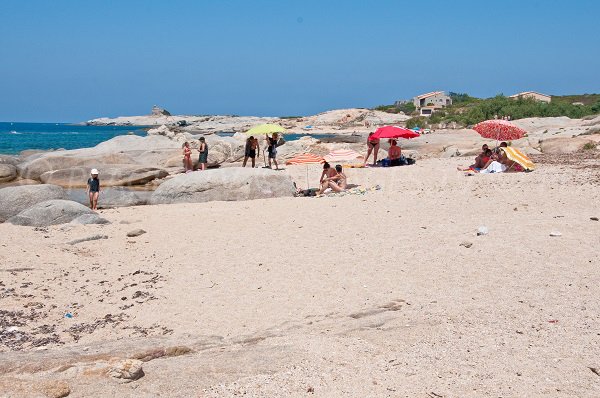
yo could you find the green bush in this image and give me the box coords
[405,117,427,129]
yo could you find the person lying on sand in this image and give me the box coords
[457,144,490,171]
[318,164,347,194]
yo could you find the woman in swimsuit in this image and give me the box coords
[364,132,380,166]
[267,133,279,170]
[319,162,336,184]
[182,142,192,173]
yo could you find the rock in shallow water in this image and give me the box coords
[0,184,66,222]
[149,168,295,204]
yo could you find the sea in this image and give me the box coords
[0,122,338,155]
[0,122,148,155]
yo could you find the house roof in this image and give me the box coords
[415,91,445,100]
[509,91,550,98]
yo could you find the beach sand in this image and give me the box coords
[1,156,599,397]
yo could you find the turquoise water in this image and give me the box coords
[0,122,147,154]
[0,122,339,155]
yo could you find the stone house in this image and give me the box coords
[412,91,452,116]
[509,91,551,103]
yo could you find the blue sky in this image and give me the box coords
[1,0,599,122]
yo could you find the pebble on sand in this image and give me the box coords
[126,229,147,237]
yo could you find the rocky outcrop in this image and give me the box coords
[8,200,97,226]
[149,168,295,204]
[151,105,171,117]
[0,155,19,165]
[0,184,66,222]
[0,164,17,183]
[39,166,169,187]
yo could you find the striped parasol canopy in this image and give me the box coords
[473,120,526,141]
[324,149,363,162]
[285,153,325,165]
[501,147,535,171]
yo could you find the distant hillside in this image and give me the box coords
[374,93,600,128]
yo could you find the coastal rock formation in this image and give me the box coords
[0,184,66,222]
[150,168,295,204]
[8,199,97,226]
[70,213,110,225]
[0,155,19,165]
[40,166,169,188]
[151,105,171,117]
[0,164,17,182]
[93,187,148,207]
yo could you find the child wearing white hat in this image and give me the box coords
[86,169,100,210]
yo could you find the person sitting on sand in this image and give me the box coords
[320,162,336,183]
[364,132,380,166]
[197,137,208,171]
[318,164,347,194]
[266,133,279,170]
[86,169,100,210]
[182,142,192,173]
[388,139,403,166]
[457,144,490,171]
[242,136,259,168]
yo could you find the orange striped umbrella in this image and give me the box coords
[285,153,325,189]
[285,153,325,165]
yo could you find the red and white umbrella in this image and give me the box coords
[473,120,527,141]
[324,149,363,163]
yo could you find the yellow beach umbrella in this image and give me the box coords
[501,147,535,171]
[245,123,286,136]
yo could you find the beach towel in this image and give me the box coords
[480,161,507,174]
[318,185,381,197]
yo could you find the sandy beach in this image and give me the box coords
[1,154,599,397]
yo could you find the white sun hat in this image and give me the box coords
[90,168,99,175]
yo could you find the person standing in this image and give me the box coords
[198,137,208,171]
[242,136,259,168]
[363,132,380,166]
[266,133,279,170]
[182,142,192,173]
[86,169,100,210]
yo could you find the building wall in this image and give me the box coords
[413,93,452,108]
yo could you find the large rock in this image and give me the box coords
[150,168,295,204]
[8,199,96,226]
[0,155,19,165]
[0,184,66,222]
[40,165,169,188]
[0,164,17,183]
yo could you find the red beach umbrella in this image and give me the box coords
[473,120,527,141]
[372,126,420,140]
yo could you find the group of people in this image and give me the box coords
[182,137,208,173]
[458,142,523,173]
[318,162,347,194]
[183,133,282,172]
[363,133,408,167]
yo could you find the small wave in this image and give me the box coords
[8,131,21,135]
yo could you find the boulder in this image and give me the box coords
[108,358,144,382]
[151,105,171,117]
[70,214,110,225]
[0,164,17,183]
[150,168,295,204]
[39,166,169,188]
[540,134,600,154]
[96,187,149,207]
[0,184,66,222]
[0,155,19,165]
[8,200,96,227]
